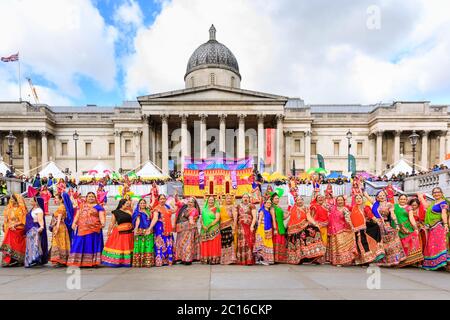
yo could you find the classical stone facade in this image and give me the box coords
[1,26,449,177]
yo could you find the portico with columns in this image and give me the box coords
[1,27,450,180]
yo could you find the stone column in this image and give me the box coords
[161,114,169,175]
[285,130,292,175]
[257,114,265,171]
[304,130,311,170]
[150,120,156,163]
[238,114,246,158]
[142,115,150,163]
[369,134,375,173]
[276,114,284,173]
[219,114,226,154]
[394,130,401,163]
[200,114,207,159]
[181,114,188,170]
[439,131,447,163]
[40,130,48,166]
[421,130,429,170]
[114,130,122,171]
[376,131,383,175]
[447,131,450,158]
[23,130,30,175]
[134,129,142,167]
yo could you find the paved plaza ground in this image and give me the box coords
[0,263,449,300]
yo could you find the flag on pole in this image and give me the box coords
[1,53,19,62]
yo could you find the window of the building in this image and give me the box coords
[18,142,23,156]
[294,139,301,153]
[61,142,68,156]
[108,142,114,156]
[210,73,216,85]
[357,142,363,156]
[85,142,91,156]
[125,139,132,154]
[311,142,317,155]
[190,76,194,88]
[231,76,235,88]
[334,142,340,156]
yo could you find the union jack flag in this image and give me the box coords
[1,53,19,62]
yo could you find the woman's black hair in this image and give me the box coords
[408,198,421,206]
[116,198,128,211]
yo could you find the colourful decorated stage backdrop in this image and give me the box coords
[183,157,254,197]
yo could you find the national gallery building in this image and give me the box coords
[0,26,449,177]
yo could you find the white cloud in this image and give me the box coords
[0,0,117,103]
[123,0,450,104]
[114,0,144,28]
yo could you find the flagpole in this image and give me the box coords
[18,52,22,102]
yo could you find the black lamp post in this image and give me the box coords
[5,130,17,172]
[346,129,352,172]
[73,131,79,174]
[409,130,419,175]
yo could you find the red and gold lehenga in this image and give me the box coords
[1,196,27,267]
[287,205,325,264]
[326,205,357,266]
[350,204,385,265]
[200,203,221,265]
[235,203,255,265]
[175,206,200,264]
[219,204,237,265]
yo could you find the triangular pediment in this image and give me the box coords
[138,85,288,103]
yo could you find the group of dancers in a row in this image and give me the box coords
[1,180,449,271]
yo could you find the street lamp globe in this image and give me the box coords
[6,130,16,147]
[73,131,79,141]
[409,130,419,146]
[346,129,352,141]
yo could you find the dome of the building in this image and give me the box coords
[185,25,241,80]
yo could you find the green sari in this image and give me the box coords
[393,204,414,239]
[273,205,286,235]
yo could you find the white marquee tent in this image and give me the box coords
[0,161,10,175]
[39,161,66,179]
[136,161,168,179]
[385,159,413,178]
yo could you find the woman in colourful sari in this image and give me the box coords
[219,194,237,265]
[271,193,288,263]
[409,197,427,252]
[201,196,221,264]
[254,198,275,265]
[371,191,406,267]
[68,192,105,267]
[49,194,71,266]
[421,187,449,270]
[24,197,49,267]
[153,194,175,267]
[96,183,108,208]
[287,196,325,264]
[174,197,201,265]
[236,193,257,265]
[350,194,384,265]
[102,199,134,267]
[1,194,27,267]
[310,194,330,262]
[40,185,52,215]
[326,196,356,266]
[394,194,423,267]
[56,178,66,195]
[132,199,156,267]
